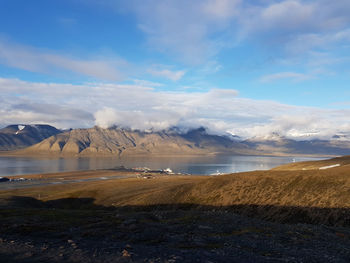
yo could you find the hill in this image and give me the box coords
[0,124,61,151]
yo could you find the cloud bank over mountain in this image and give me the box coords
[1,77,349,140]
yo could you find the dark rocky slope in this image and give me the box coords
[0,124,61,151]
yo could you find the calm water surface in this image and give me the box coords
[0,155,326,177]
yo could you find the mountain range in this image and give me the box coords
[1,124,350,157]
[14,126,252,156]
[243,132,350,156]
[0,124,61,151]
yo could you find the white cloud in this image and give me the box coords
[117,0,240,64]
[201,0,241,20]
[0,39,125,81]
[236,112,350,140]
[130,1,350,58]
[237,0,350,76]
[87,1,350,66]
[198,60,223,74]
[260,1,315,31]
[0,105,94,129]
[260,72,311,83]
[148,68,186,81]
[1,77,350,140]
[94,107,180,130]
[94,107,120,129]
[241,1,350,37]
[283,29,350,56]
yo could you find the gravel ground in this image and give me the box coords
[1,203,350,263]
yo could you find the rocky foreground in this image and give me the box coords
[1,200,350,263]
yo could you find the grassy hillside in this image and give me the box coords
[1,162,350,226]
[273,155,350,170]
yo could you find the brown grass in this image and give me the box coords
[273,155,350,170]
[2,169,350,207]
[1,168,350,209]
[1,159,350,226]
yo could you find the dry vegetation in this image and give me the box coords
[1,156,350,226]
[273,155,350,170]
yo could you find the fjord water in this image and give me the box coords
[0,155,325,177]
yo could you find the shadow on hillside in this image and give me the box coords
[1,196,111,210]
[2,196,350,227]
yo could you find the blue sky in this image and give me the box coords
[1,0,350,139]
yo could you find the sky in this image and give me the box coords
[0,0,350,140]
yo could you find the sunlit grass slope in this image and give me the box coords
[1,156,350,225]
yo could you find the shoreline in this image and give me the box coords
[0,154,329,179]
[0,168,208,192]
[0,150,338,158]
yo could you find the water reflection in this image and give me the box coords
[0,155,325,177]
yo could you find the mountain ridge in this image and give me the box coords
[2,124,350,157]
[14,126,253,157]
[243,134,350,156]
[0,124,61,151]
